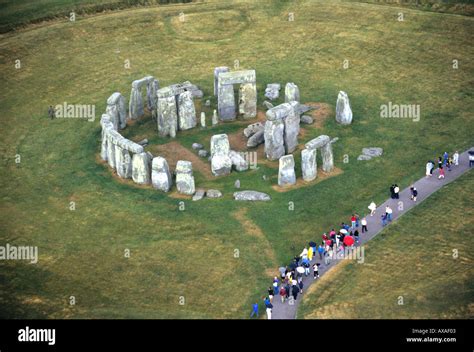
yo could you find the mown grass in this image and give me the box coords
[298,171,474,319]
[0,0,473,318]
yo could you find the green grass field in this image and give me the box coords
[0,0,473,318]
[298,171,474,319]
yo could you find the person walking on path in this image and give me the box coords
[298,280,304,294]
[285,282,291,299]
[361,217,368,233]
[393,184,400,199]
[453,151,459,166]
[385,206,393,222]
[250,302,259,318]
[443,151,449,166]
[291,284,299,301]
[264,297,273,320]
[389,184,395,199]
[267,287,274,303]
[313,263,320,279]
[355,213,360,228]
[410,185,418,202]
[426,161,434,177]
[438,156,443,169]
[351,214,357,229]
[279,286,286,303]
[381,212,388,226]
[354,230,360,244]
[439,166,445,179]
[273,278,279,296]
[317,244,324,260]
[368,201,376,216]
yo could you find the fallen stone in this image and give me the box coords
[137,139,149,146]
[301,115,314,124]
[264,83,280,100]
[229,150,249,172]
[263,101,274,110]
[206,189,222,198]
[330,137,339,144]
[192,189,206,201]
[247,130,264,148]
[192,143,203,150]
[205,100,211,107]
[295,103,312,115]
[198,150,208,158]
[243,122,264,138]
[362,147,383,157]
[357,154,372,161]
[234,190,271,201]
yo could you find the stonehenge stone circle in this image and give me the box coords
[175,160,195,195]
[151,157,172,192]
[210,134,232,176]
[217,69,257,121]
[335,91,353,125]
[301,148,317,182]
[278,154,296,186]
[132,152,151,184]
[285,82,300,103]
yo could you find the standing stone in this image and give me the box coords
[301,148,317,181]
[264,83,280,100]
[100,114,113,161]
[148,79,159,120]
[177,91,196,130]
[151,157,172,192]
[115,146,133,179]
[234,179,241,189]
[285,82,300,103]
[238,83,257,119]
[278,155,296,186]
[229,150,249,172]
[157,88,178,137]
[214,66,229,96]
[175,160,195,195]
[320,142,334,173]
[335,91,353,125]
[264,119,285,161]
[169,122,176,138]
[200,112,206,128]
[132,152,151,184]
[106,133,117,169]
[106,92,127,130]
[218,84,236,121]
[212,110,218,126]
[210,134,232,176]
[129,79,148,120]
[283,101,300,153]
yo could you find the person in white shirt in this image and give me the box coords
[385,206,393,222]
[469,152,474,168]
[453,151,459,166]
[361,217,368,233]
[368,201,376,216]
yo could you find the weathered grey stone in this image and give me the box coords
[283,102,300,153]
[214,66,229,96]
[132,152,151,184]
[335,91,353,125]
[330,137,339,144]
[305,135,330,150]
[278,155,296,186]
[212,110,218,126]
[357,154,372,161]
[200,112,206,128]
[192,143,203,150]
[285,82,300,103]
[205,100,211,107]
[301,115,314,124]
[229,150,249,172]
[175,160,195,195]
[210,134,232,176]
[115,145,132,179]
[263,101,274,110]
[198,150,208,158]
[362,147,383,157]
[238,83,257,119]
[264,83,280,100]
[294,103,312,115]
[129,77,153,120]
[247,130,264,148]
[217,83,236,121]
[264,119,285,161]
[218,70,256,85]
[137,139,148,146]
[233,190,271,201]
[206,189,222,198]
[321,142,334,173]
[192,189,205,201]
[147,79,159,118]
[177,91,196,131]
[157,89,178,137]
[106,92,127,130]
[301,148,317,181]
[243,122,264,138]
[100,114,113,161]
[151,156,172,192]
[234,179,241,188]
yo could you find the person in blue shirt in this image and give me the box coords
[443,151,449,166]
[317,245,325,260]
[250,302,259,318]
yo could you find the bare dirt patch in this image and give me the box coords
[271,166,343,192]
[304,102,333,129]
[148,140,213,179]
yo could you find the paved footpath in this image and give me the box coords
[272,148,473,319]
